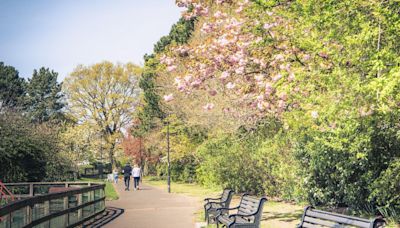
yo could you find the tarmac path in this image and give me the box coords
[103,180,198,228]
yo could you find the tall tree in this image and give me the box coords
[26,67,64,123]
[136,17,195,134]
[0,62,26,111]
[64,61,141,167]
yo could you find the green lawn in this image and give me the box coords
[143,176,221,198]
[143,177,304,228]
[79,178,119,201]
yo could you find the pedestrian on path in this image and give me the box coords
[113,169,119,184]
[122,163,132,191]
[132,164,141,190]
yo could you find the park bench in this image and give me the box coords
[215,194,267,228]
[204,189,234,224]
[297,206,386,228]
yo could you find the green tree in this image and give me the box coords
[63,61,141,167]
[136,17,195,134]
[0,111,72,182]
[26,67,64,123]
[0,62,26,111]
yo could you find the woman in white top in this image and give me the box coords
[113,169,119,183]
[131,164,141,190]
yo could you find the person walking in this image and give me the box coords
[132,164,141,190]
[113,169,119,184]
[123,163,132,191]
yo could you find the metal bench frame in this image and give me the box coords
[204,189,234,224]
[216,194,267,228]
[297,206,386,228]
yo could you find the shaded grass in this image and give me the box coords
[79,178,119,201]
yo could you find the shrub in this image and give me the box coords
[296,113,400,209]
[0,112,73,182]
[370,159,400,223]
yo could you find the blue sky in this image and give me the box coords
[0,0,181,80]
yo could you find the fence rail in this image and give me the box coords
[0,182,106,228]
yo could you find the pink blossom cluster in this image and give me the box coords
[165,0,311,117]
[177,0,208,20]
[160,55,177,72]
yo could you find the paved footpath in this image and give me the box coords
[104,181,199,228]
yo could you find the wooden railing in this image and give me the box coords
[0,182,106,228]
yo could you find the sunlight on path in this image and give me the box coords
[104,180,198,228]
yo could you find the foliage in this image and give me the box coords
[63,61,142,167]
[134,15,198,178]
[136,17,196,134]
[0,62,26,110]
[137,0,400,219]
[26,67,64,123]
[196,121,297,197]
[58,122,100,169]
[122,133,145,166]
[370,159,400,223]
[0,112,73,182]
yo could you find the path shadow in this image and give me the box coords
[137,187,151,190]
[84,207,124,228]
[124,188,151,191]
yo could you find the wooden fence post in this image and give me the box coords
[29,183,34,197]
[26,205,32,225]
[44,200,50,228]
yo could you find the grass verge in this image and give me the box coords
[79,178,119,201]
[143,176,220,198]
[143,176,304,228]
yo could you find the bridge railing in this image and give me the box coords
[0,182,105,228]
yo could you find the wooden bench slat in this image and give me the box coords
[311,209,370,223]
[304,216,344,227]
[238,208,255,215]
[221,191,230,200]
[241,202,258,208]
[236,217,252,223]
[219,215,233,224]
[302,222,323,228]
[306,210,370,227]
[239,203,257,211]
[242,196,262,204]
[240,204,257,210]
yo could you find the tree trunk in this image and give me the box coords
[108,142,116,168]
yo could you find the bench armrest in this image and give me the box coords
[216,206,239,211]
[207,202,223,207]
[205,197,221,202]
[228,213,256,224]
[216,206,239,215]
[228,213,255,219]
[215,206,240,221]
[204,201,224,210]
